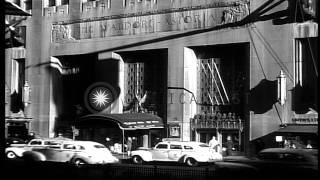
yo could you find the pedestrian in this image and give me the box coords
[105,137,112,150]
[132,137,138,151]
[26,132,35,142]
[284,139,290,148]
[126,137,132,156]
[209,136,219,153]
[225,135,234,156]
[306,140,313,149]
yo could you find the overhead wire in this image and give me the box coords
[247,24,284,125]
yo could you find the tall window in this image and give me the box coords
[107,0,111,8]
[13,0,21,6]
[123,0,127,7]
[294,38,318,112]
[49,0,56,7]
[61,0,69,5]
[24,0,32,10]
[11,58,25,112]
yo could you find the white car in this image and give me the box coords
[131,141,223,166]
[22,140,119,165]
[5,138,64,159]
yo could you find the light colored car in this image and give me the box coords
[5,138,64,159]
[131,141,223,166]
[22,140,119,165]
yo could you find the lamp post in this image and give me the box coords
[277,70,286,105]
[23,81,31,107]
[22,80,31,119]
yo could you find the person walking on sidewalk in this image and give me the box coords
[209,136,219,153]
[126,137,132,156]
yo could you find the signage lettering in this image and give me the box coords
[52,3,249,43]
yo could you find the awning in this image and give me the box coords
[275,124,318,134]
[77,113,164,130]
[5,1,31,16]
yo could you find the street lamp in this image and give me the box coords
[277,70,286,105]
[23,81,31,107]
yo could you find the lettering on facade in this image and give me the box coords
[52,3,249,43]
[52,25,75,42]
[221,2,249,24]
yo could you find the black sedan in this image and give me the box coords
[224,148,318,179]
[6,137,27,148]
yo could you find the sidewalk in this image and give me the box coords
[112,153,130,160]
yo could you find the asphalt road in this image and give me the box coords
[4,157,317,180]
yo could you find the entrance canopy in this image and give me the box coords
[77,113,164,130]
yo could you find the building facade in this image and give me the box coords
[5,0,318,155]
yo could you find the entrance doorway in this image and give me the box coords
[118,49,168,122]
[190,43,249,154]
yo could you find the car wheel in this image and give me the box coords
[73,158,86,166]
[6,151,17,159]
[185,157,198,167]
[132,155,143,164]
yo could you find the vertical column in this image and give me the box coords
[217,130,222,154]
[183,47,198,141]
[143,134,148,148]
[98,52,124,113]
[111,52,124,113]
[167,45,184,140]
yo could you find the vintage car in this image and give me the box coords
[130,141,223,166]
[5,137,27,148]
[22,140,119,165]
[5,138,64,159]
[224,148,318,178]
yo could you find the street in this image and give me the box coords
[4,157,261,180]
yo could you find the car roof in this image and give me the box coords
[160,141,207,145]
[30,138,64,141]
[30,139,104,145]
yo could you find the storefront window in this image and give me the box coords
[169,124,180,137]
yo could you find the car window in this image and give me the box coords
[63,144,76,150]
[282,153,307,162]
[44,141,61,146]
[156,144,168,149]
[170,144,182,149]
[258,152,280,160]
[94,144,106,149]
[199,144,209,147]
[184,145,193,150]
[29,140,42,145]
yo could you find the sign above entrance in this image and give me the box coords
[51,2,249,43]
[84,82,116,113]
[77,113,164,130]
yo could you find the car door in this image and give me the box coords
[26,139,44,150]
[151,143,169,161]
[50,143,78,162]
[168,144,183,161]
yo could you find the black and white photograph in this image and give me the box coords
[3,0,318,180]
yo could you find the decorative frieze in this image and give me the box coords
[51,1,249,43]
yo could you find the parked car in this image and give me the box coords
[5,137,27,148]
[5,138,64,159]
[224,148,318,178]
[22,140,119,165]
[130,141,223,166]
